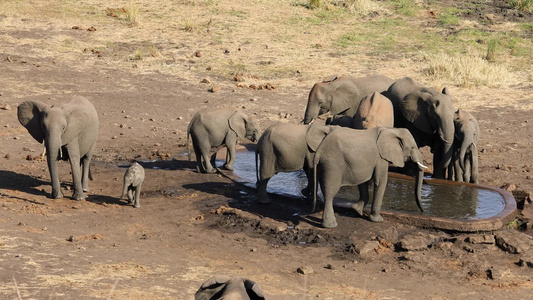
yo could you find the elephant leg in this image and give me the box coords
[81,147,94,192]
[320,171,341,228]
[46,156,64,199]
[369,169,387,222]
[352,182,369,217]
[127,187,134,203]
[257,178,272,204]
[197,140,216,173]
[453,155,463,182]
[223,135,237,171]
[301,166,313,200]
[66,143,84,200]
[133,184,141,208]
[463,153,472,183]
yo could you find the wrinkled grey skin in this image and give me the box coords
[120,162,145,208]
[17,96,99,200]
[385,77,455,179]
[187,108,260,173]
[313,127,425,228]
[352,92,394,129]
[448,109,479,183]
[325,115,354,127]
[303,75,394,124]
[255,123,335,204]
[195,275,266,300]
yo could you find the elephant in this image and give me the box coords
[255,123,335,204]
[448,109,479,183]
[17,96,99,200]
[303,74,394,124]
[187,108,260,173]
[352,92,394,129]
[385,77,455,179]
[325,115,354,127]
[313,127,425,228]
[195,275,265,300]
[120,162,145,208]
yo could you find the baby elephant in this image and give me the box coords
[195,275,265,300]
[121,162,145,208]
[449,109,480,183]
[187,108,260,173]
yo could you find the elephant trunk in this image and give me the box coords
[303,104,319,125]
[415,165,424,212]
[435,118,454,178]
[120,181,128,199]
[45,131,63,199]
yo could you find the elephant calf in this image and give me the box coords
[449,109,479,184]
[195,275,265,300]
[187,108,260,173]
[353,92,394,129]
[121,162,145,208]
[313,127,425,228]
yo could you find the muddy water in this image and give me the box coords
[229,150,505,220]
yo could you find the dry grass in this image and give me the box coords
[421,51,515,88]
[125,0,140,27]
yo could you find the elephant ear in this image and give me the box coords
[17,100,48,143]
[229,111,247,139]
[377,129,406,168]
[243,278,266,300]
[329,80,358,115]
[401,91,434,135]
[306,123,333,152]
[194,275,231,300]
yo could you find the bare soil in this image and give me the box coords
[0,1,532,299]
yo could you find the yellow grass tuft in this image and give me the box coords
[331,0,382,15]
[125,0,140,27]
[421,52,515,88]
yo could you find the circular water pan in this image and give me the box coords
[217,145,516,232]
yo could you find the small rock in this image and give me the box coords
[111,136,117,139]
[223,49,230,54]
[399,233,432,251]
[87,26,97,31]
[501,183,516,192]
[465,234,495,244]
[517,254,533,268]
[250,98,257,102]
[7,56,13,62]
[177,116,183,120]
[200,77,211,84]
[1,104,11,110]
[324,264,335,270]
[234,74,245,82]
[377,226,398,244]
[495,230,532,254]
[4,154,10,159]
[72,25,83,30]
[67,236,75,242]
[250,248,257,252]
[259,217,287,232]
[194,50,203,58]
[297,266,314,275]
[209,83,221,93]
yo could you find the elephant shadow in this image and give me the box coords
[182,181,343,228]
[0,170,50,204]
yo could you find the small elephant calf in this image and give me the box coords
[121,162,145,208]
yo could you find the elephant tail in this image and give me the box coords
[255,147,259,187]
[186,120,192,162]
[311,153,320,214]
[471,143,479,184]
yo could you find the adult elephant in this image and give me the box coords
[195,275,265,300]
[313,127,425,228]
[385,77,455,179]
[352,92,394,129]
[17,96,99,200]
[302,75,394,124]
[255,123,334,204]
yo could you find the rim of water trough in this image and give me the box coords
[216,144,517,232]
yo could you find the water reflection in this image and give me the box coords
[229,150,505,220]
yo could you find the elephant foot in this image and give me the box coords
[369,214,384,222]
[351,201,365,216]
[222,164,234,171]
[51,190,64,199]
[322,218,338,229]
[72,191,85,201]
[134,203,140,208]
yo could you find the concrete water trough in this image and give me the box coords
[214,144,517,232]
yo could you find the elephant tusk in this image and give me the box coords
[417,162,428,169]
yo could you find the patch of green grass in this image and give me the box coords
[438,7,462,26]
[389,0,418,16]
[509,0,533,12]
[336,32,363,48]
[485,39,498,61]
[519,22,533,30]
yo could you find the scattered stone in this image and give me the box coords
[517,254,533,268]
[250,98,257,102]
[521,207,533,221]
[6,56,13,62]
[194,50,203,58]
[87,26,97,31]
[399,233,432,251]
[223,49,230,54]
[111,136,117,139]
[72,25,83,30]
[209,83,221,93]
[234,74,245,82]
[177,116,183,120]
[258,217,287,232]
[4,154,10,159]
[487,266,511,280]
[324,264,335,270]
[297,266,314,275]
[1,104,11,110]
[495,230,532,254]
[501,183,516,192]
[200,77,211,84]
[250,248,257,252]
[377,226,398,244]
[67,236,75,242]
[465,234,495,244]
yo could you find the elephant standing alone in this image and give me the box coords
[385,77,455,179]
[121,162,145,208]
[17,96,99,200]
[313,127,425,228]
[303,75,394,124]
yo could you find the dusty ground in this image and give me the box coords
[0,1,532,299]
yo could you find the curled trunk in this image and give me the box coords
[414,166,424,212]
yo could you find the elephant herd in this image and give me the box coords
[15,75,479,230]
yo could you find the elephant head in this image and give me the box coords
[400,87,455,178]
[195,275,265,300]
[303,76,358,124]
[229,111,260,143]
[377,128,425,212]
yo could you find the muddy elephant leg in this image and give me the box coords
[320,172,341,228]
[369,169,387,222]
[257,178,272,204]
[223,135,237,171]
[133,184,141,208]
[352,182,369,217]
[66,143,84,200]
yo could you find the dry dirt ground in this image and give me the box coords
[1,1,532,299]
